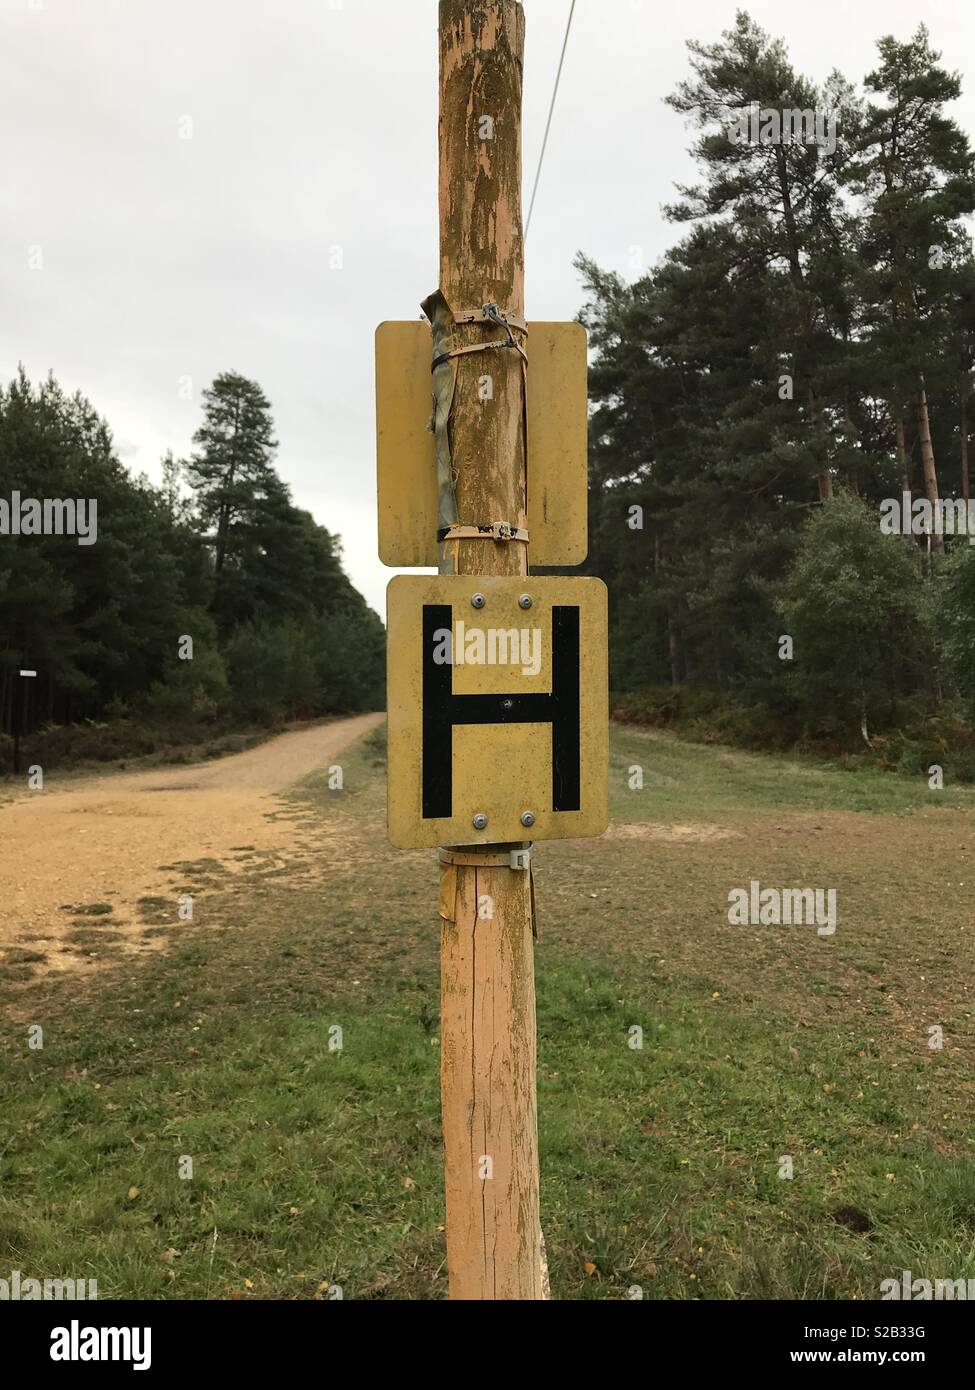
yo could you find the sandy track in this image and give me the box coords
[0,713,383,972]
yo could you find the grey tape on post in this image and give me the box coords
[420,290,460,575]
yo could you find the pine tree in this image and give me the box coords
[844,26,975,549]
[186,371,279,580]
[665,10,858,502]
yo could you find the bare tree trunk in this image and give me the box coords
[896,416,912,501]
[962,393,970,503]
[916,382,943,552]
[668,617,681,687]
[810,390,832,501]
[843,391,859,493]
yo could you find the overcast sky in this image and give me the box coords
[3,0,972,616]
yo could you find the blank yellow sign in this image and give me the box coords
[375,321,588,567]
[386,574,608,849]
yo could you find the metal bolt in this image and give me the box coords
[472,813,488,831]
[520,811,536,828]
[518,593,533,610]
[471,593,486,610]
[501,698,514,711]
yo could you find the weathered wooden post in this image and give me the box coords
[376,0,605,1299]
[433,0,542,1301]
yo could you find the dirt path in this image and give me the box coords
[0,713,383,976]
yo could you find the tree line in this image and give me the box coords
[575,15,975,764]
[0,367,385,748]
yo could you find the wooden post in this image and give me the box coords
[436,0,545,1300]
[13,672,23,776]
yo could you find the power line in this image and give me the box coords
[525,0,576,239]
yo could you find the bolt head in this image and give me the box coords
[518,594,533,610]
[472,813,488,831]
[520,811,536,828]
[471,593,486,610]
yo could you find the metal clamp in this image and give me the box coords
[437,521,530,544]
[439,845,533,868]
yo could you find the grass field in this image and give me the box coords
[2,723,975,1299]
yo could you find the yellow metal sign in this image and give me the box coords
[386,574,608,849]
[375,321,588,568]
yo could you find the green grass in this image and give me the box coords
[610,724,975,818]
[2,722,974,1299]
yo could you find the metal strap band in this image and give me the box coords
[452,306,528,334]
[437,523,529,544]
[432,339,528,370]
[439,846,531,866]
[431,302,529,370]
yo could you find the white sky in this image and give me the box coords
[3,0,972,616]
